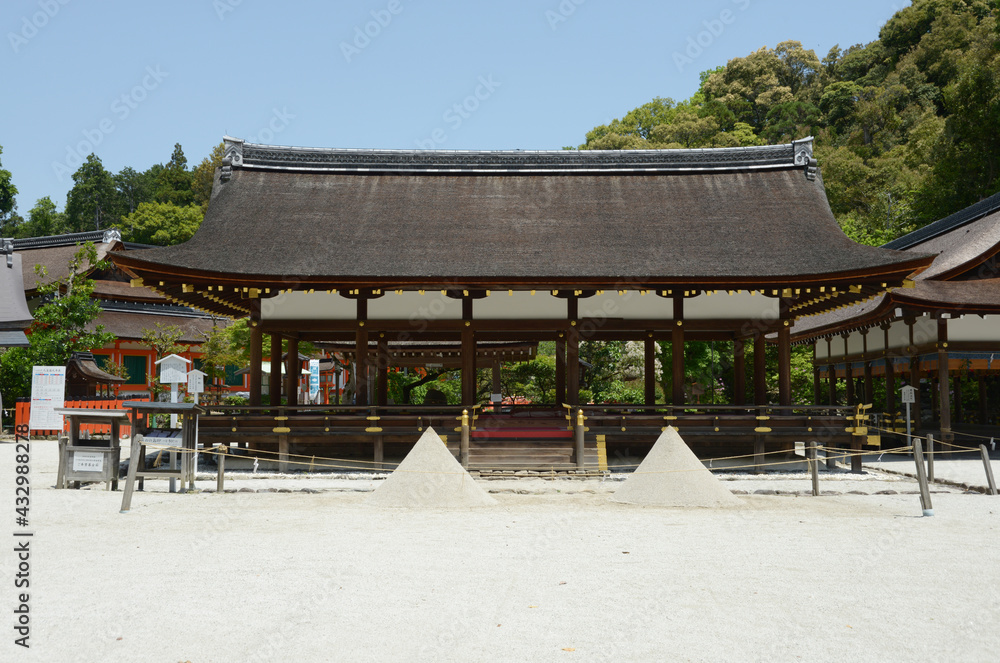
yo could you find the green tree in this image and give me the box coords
[192,142,225,213]
[120,201,202,246]
[114,166,155,215]
[0,145,19,237]
[0,244,115,400]
[15,197,67,238]
[154,143,194,206]
[65,154,122,232]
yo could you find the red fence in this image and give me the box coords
[14,397,149,437]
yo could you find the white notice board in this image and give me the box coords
[29,366,66,430]
[72,451,105,473]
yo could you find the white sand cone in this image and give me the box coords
[612,427,741,507]
[365,427,497,508]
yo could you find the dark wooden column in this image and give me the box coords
[355,299,369,406]
[953,375,963,425]
[753,333,766,405]
[567,298,580,405]
[249,318,263,407]
[492,359,502,399]
[377,336,389,406]
[285,335,299,405]
[778,323,791,407]
[978,375,988,424]
[733,337,746,405]
[937,318,951,441]
[827,338,837,405]
[672,297,684,406]
[863,361,874,406]
[555,335,566,405]
[845,363,854,405]
[883,326,895,415]
[269,333,282,406]
[567,326,580,405]
[813,366,822,405]
[644,335,656,406]
[461,326,477,406]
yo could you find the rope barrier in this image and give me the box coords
[136,440,924,477]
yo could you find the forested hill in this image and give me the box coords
[579,0,1000,246]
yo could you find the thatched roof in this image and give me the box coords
[1,250,32,346]
[793,192,1000,341]
[111,138,930,318]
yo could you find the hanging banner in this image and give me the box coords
[28,365,66,430]
[309,359,320,401]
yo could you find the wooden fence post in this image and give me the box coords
[913,437,933,517]
[981,444,997,496]
[810,441,820,496]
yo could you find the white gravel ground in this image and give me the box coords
[1,437,998,663]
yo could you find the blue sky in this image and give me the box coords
[2,0,908,213]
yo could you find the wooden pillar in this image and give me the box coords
[567,297,580,405]
[884,326,895,415]
[753,333,766,406]
[285,336,299,406]
[863,361,874,406]
[492,359,501,398]
[978,375,988,424]
[248,318,263,407]
[938,318,951,442]
[828,365,837,406]
[355,299,369,406]
[269,333,282,406]
[778,323,791,407]
[910,355,921,427]
[672,297,684,406]
[734,337,746,406]
[644,336,656,406]
[567,325,580,405]
[813,366,822,406]
[461,325,476,406]
[555,336,566,405]
[953,375,963,425]
[377,337,389,407]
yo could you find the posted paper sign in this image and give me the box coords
[73,451,105,473]
[29,366,66,430]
